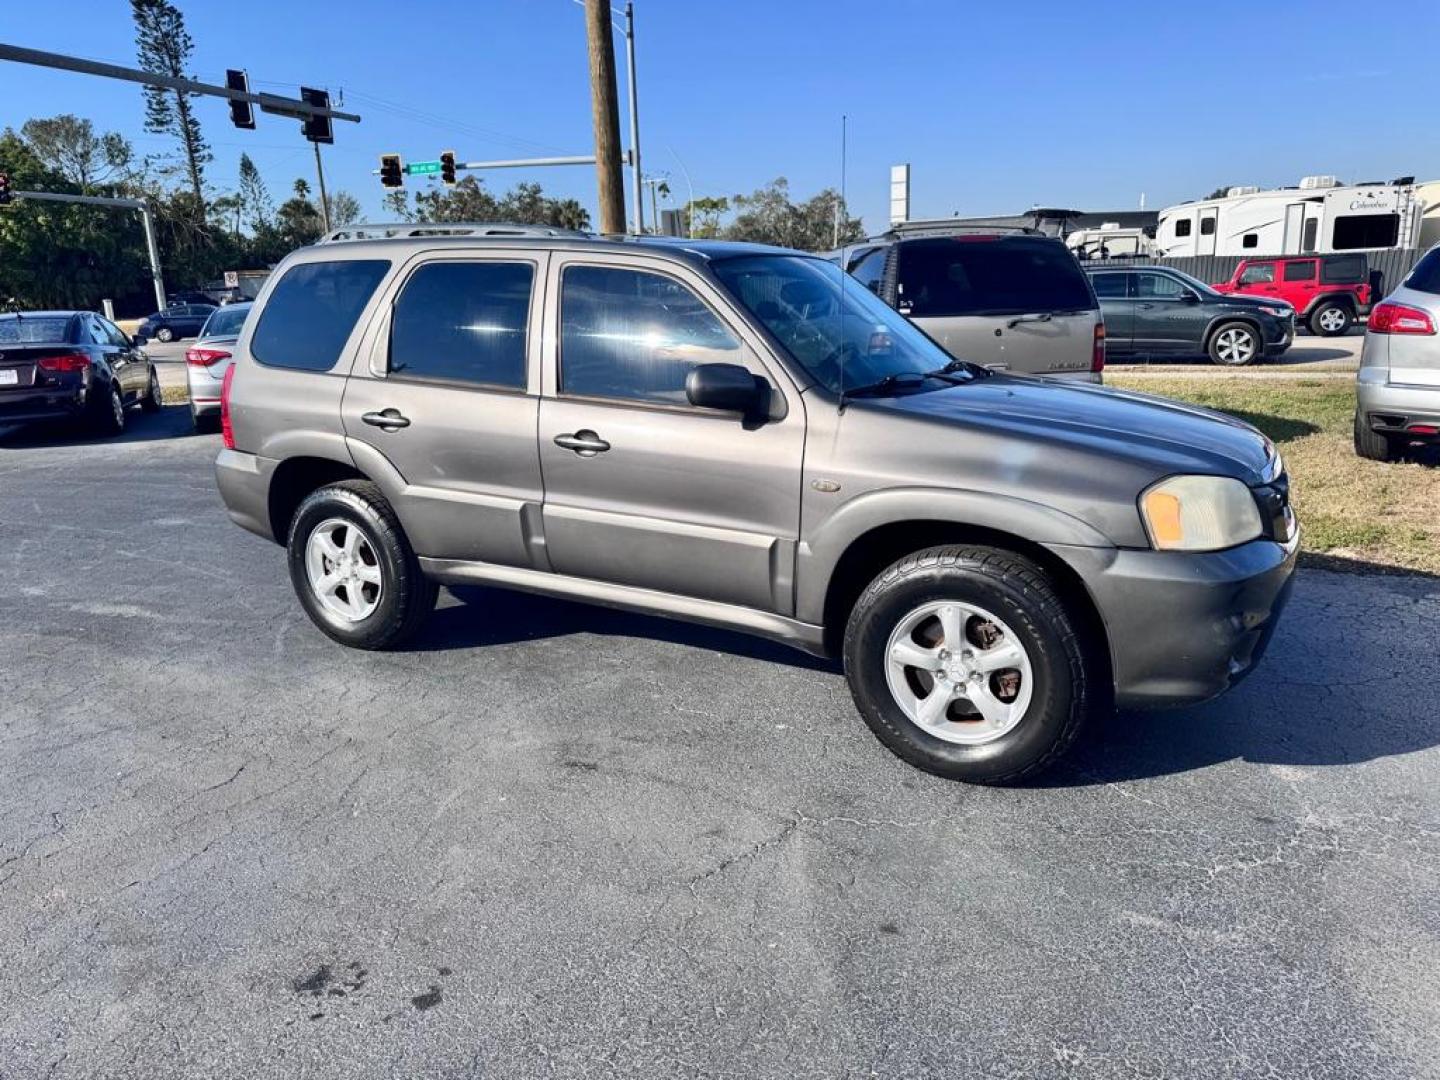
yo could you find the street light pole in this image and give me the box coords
[14,189,167,311]
[624,2,643,234]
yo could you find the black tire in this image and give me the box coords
[141,368,162,413]
[1207,321,1260,366]
[93,381,126,436]
[287,480,437,650]
[1309,301,1353,338]
[842,545,1092,785]
[1354,411,1398,462]
[155,327,174,343]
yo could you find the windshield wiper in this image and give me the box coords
[839,371,938,408]
[922,357,983,381]
[1005,312,1053,329]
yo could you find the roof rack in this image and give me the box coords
[316,222,592,244]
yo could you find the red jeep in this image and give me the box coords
[1214,253,1375,337]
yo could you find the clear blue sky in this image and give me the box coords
[3,0,1438,232]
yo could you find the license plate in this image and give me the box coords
[0,369,18,386]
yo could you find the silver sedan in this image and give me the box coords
[185,303,252,432]
[1355,247,1440,461]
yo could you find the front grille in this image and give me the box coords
[1252,472,1294,542]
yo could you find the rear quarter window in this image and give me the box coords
[250,260,390,372]
[897,238,1095,318]
[1320,254,1367,284]
[1404,248,1440,295]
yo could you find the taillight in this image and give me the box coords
[1369,302,1435,335]
[1092,323,1107,372]
[220,364,237,449]
[185,347,232,367]
[37,353,91,374]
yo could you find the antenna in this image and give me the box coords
[836,113,850,408]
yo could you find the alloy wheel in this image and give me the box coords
[304,518,384,623]
[1215,327,1256,363]
[883,600,1034,745]
[1319,308,1346,333]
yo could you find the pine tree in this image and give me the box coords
[237,153,272,231]
[131,0,211,207]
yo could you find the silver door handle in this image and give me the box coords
[362,409,410,430]
[554,430,610,456]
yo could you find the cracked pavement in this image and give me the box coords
[2,408,1439,1079]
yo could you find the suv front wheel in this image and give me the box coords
[287,480,437,649]
[843,545,1092,784]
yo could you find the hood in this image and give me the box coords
[873,374,1278,486]
[1220,292,1292,313]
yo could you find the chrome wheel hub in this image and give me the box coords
[304,518,383,623]
[1320,309,1345,331]
[1215,327,1255,363]
[883,600,1034,746]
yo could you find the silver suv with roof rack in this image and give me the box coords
[213,226,1298,784]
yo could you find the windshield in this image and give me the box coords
[0,316,71,344]
[1168,269,1220,297]
[711,255,967,394]
[202,305,251,338]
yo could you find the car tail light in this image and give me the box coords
[1092,323,1106,373]
[220,363,237,450]
[186,347,231,367]
[37,353,92,373]
[1369,302,1436,335]
[1410,424,1439,436]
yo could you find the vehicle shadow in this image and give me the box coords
[0,403,204,449]
[1268,346,1356,365]
[410,584,838,673]
[1048,563,1440,786]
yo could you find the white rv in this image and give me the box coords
[1155,176,1429,257]
[1065,223,1158,261]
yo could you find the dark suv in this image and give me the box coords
[215,226,1298,785]
[1087,266,1295,366]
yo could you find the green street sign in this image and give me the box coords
[406,161,442,176]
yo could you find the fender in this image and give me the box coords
[257,429,354,470]
[794,485,1115,624]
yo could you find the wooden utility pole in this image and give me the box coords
[584,0,626,234]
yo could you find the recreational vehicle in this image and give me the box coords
[1156,177,1430,257]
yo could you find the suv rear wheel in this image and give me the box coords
[287,480,437,649]
[842,545,1092,784]
[1208,322,1259,366]
[1353,411,1399,462]
[1310,301,1353,337]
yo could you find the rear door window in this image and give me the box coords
[1282,260,1317,282]
[389,261,534,389]
[251,260,391,372]
[1090,273,1128,299]
[896,238,1095,317]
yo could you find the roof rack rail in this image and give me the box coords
[316,222,591,244]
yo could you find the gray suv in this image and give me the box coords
[1087,266,1295,366]
[835,233,1105,380]
[215,226,1298,784]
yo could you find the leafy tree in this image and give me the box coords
[415,176,500,223]
[725,178,863,251]
[381,189,411,220]
[19,115,133,193]
[131,0,210,206]
[237,153,272,232]
[275,181,325,249]
[325,191,363,227]
[683,196,730,238]
[210,191,243,234]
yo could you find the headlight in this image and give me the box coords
[1139,475,1263,552]
[1259,305,1291,318]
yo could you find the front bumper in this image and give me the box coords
[1050,531,1300,709]
[1262,315,1294,355]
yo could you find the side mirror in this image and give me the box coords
[686,362,765,416]
[131,334,146,347]
[1179,290,1199,303]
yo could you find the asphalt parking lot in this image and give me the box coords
[3,405,1439,1080]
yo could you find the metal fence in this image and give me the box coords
[1081,247,1424,296]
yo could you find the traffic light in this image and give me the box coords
[379,154,404,189]
[301,87,333,144]
[440,150,457,187]
[226,69,254,130]
[0,172,11,207]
